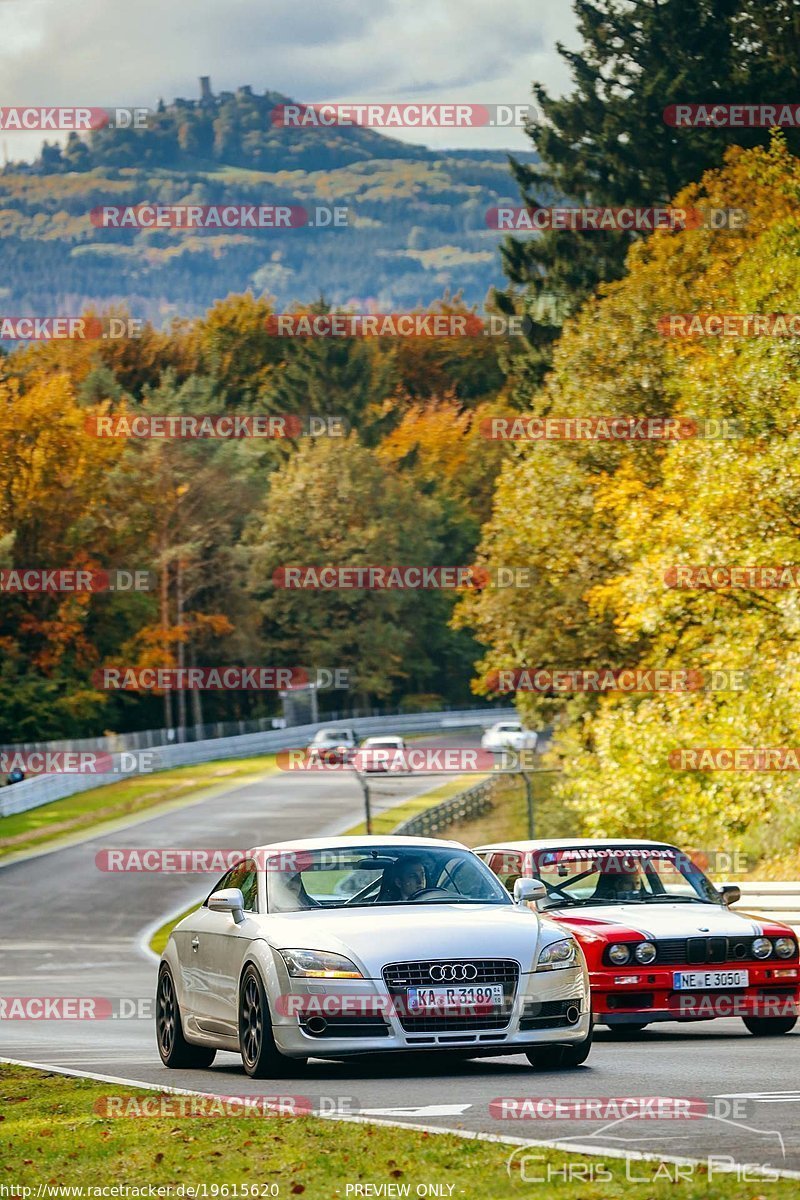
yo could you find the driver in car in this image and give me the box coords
[379,858,427,901]
[592,864,645,902]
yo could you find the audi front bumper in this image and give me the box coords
[270,968,590,1058]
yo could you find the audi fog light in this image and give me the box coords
[634,941,657,965]
[537,938,578,970]
[608,943,631,966]
[751,937,772,960]
[279,949,363,978]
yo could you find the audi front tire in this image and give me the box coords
[239,965,299,1078]
[525,1024,592,1070]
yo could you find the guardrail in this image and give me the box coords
[393,777,500,837]
[0,703,505,756]
[735,882,800,929]
[0,707,516,819]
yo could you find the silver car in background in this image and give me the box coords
[306,727,358,764]
[157,835,591,1078]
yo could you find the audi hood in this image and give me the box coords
[255,903,561,976]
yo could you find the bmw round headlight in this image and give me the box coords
[608,943,631,966]
[537,938,578,970]
[774,937,797,959]
[634,941,657,965]
[751,937,772,960]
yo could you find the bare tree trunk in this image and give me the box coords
[160,559,172,730]
[190,641,204,734]
[176,557,187,742]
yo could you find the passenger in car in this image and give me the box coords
[271,871,322,910]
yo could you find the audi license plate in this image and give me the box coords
[406,985,504,1011]
[673,969,749,990]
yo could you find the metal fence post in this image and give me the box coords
[355,770,372,835]
[521,770,534,839]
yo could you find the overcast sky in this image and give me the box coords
[0,0,580,162]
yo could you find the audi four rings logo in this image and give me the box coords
[429,963,478,981]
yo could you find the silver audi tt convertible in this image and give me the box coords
[156,835,591,1077]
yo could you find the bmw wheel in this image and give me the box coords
[742,1015,797,1036]
[239,964,300,1078]
[156,964,216,1069]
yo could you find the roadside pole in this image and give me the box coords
[521,770,534,838]
[355,768,372,834]
[516,766,561,840]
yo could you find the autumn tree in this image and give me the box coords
[500,0,800,387]
[103,373,263,732]
[458,137,800,857]
[248,435,477,704]
[0,373,131,735]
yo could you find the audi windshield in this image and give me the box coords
[267,845,511,912]
[532,845,719,908]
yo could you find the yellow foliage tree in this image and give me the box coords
[456,136,800,856]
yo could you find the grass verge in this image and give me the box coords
[0,755,279,862]
[2,1062,793,1198]
[342,773,484,837]
[444,772,565,848]
[149,901,201,956]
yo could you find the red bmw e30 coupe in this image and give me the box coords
[476,838,799,1037]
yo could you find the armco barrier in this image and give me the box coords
[0,708,515,819]
[0,704,499,757]
[394,777,499,837]
[735,882,800,930]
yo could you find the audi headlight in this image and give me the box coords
[751,937,772,960]
[608,943,631,966]
[634,941,657,965]
[774,937,797,959]
[537,938,578,970]
[279,949,363,979]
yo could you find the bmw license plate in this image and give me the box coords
[406,984,504,1011]
[673,969,749,990]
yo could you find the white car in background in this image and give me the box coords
[157,836,591,1077]
[481,720,538,754]
[354,736,409,773]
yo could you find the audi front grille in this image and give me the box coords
[382,959,520,1033]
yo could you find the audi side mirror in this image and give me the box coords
[514,878,547,905]
[719,884,741,907]
[208,887,245,924]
